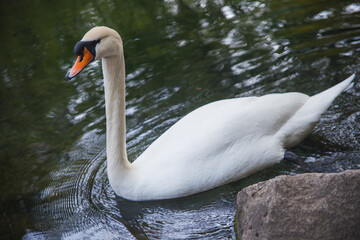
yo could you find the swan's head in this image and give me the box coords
[66,26,123,79]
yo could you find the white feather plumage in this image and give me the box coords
[68,26,355,201]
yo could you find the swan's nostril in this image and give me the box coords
[79,54,84,62]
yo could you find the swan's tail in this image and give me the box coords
[276,73,356,148]
[304,73,355,114]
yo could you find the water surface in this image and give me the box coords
[1,0,360,239]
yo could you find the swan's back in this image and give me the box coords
[135,92,308,166]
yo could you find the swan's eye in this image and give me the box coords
[74,40,98,59]
[96,39,101,44]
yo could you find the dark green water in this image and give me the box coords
[1,0,360,239]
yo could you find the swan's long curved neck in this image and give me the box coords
[102,54,131,179]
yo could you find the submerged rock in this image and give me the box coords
[236,170,360,240]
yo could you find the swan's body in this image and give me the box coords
[67,26,355,201]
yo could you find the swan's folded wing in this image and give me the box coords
[134,92,309,167]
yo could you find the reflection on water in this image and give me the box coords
[1,0,360,239]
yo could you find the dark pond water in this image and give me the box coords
[1,0,360,239]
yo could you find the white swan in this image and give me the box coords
[66,26,355,201]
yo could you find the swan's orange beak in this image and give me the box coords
[66,47,94,79]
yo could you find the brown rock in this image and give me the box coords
[236,170,360,240]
